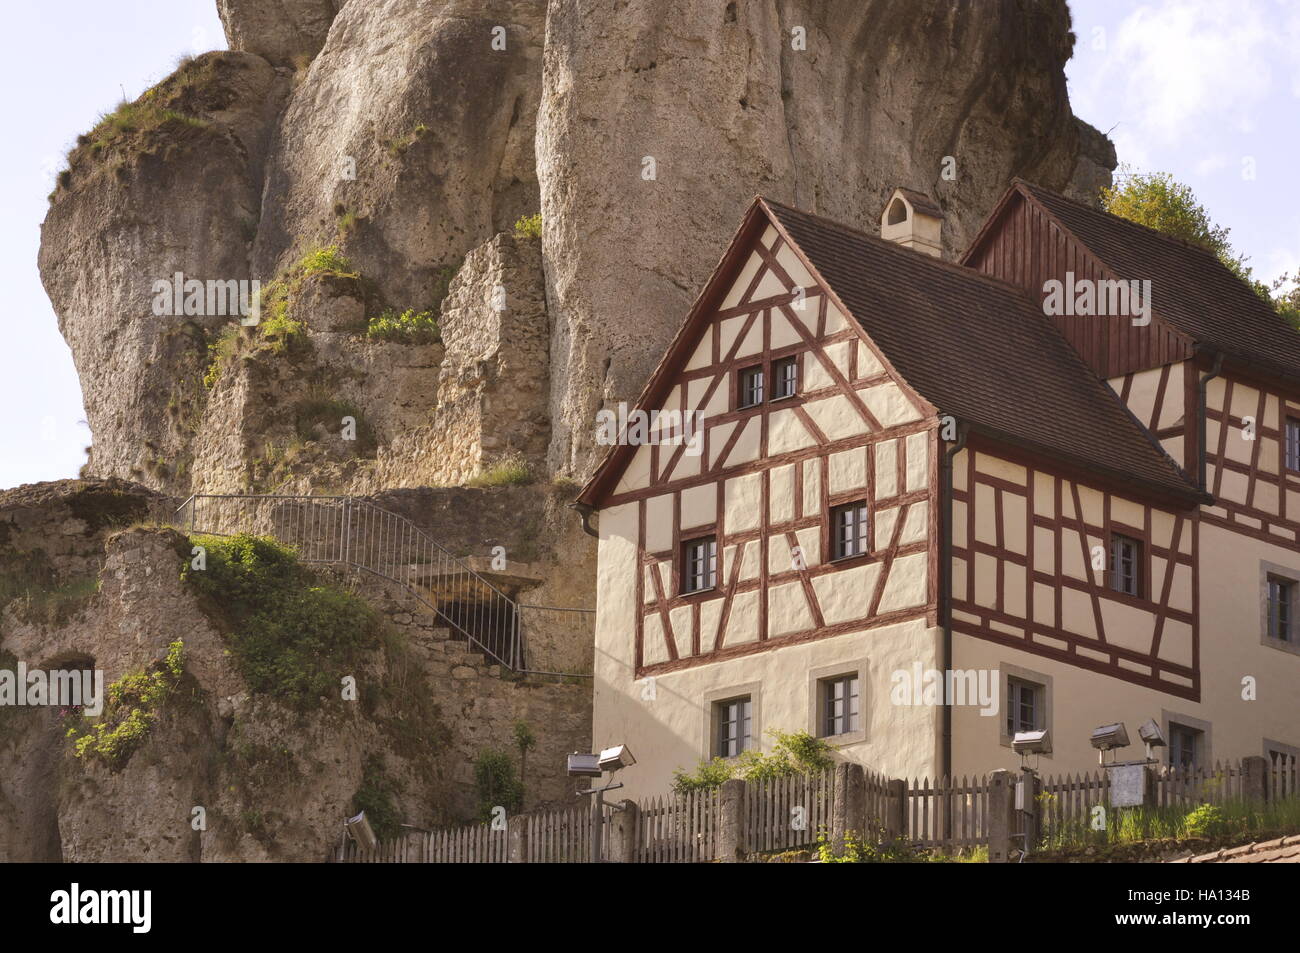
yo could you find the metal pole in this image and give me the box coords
[590,792,603,864]
[342,498,351,566]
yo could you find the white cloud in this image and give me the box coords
[1108,0,1275,145]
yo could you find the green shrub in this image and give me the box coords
[474,749,523,821]
[352,756,402,840]
[67,640,186,770]
[181,533,379,708]
[513,213,542,239]
[671,730,834,795]
[366,308,440,344]
[466,453,533,487]
[1184,803,1228,838]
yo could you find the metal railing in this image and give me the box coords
[175,493,592,677]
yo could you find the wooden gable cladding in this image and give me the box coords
[626,223,940,676]
[962,188,1193,379]
[951,439,1199,700]
[1202,370,1300,546]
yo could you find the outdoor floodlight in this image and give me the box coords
[1090,722,1130,750]
[1090,722,1130,763]
[1011,729,1052,757]
[567,752,602,777]
[1138,719,1165,747]
[1138,719,1166,760]
[344,811,377,852]
[598,744,636,772]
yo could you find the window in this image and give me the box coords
[1169,723,1202,770]
[821,675,860,737]
[681,536,717,594]
[1287,418,1300,472]
[1109,533,1141,597]
[738,365,764,408]
[772,356,798,400]
[831,501,869,559]
[1268,575,1293,642]
[1006,678,1042,737]
[715,697,751,757]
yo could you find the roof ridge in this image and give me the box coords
[758,195,1050,298]
[1011,177,1229,265]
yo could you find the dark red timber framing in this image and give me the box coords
[581,188,1225,694]
[578,198,940,678]
[950,433,1200,701]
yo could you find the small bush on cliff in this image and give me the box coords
[352,756,402,840]
[513,213,542,239]
[466,453,534,487]
[366,307,440,344]
[473,748,524,821]
[182,533,379,708]
[67,640,186,770]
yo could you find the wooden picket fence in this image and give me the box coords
[635,788,720,862]
[906,774,994,848]
[339,758,1291,862]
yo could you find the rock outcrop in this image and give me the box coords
[0,480,590,861]
[40,0,1113,491]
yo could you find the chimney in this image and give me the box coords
[879,188,943,258]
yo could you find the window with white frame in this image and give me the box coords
[714,696,752,757]
[1109,532,1141,597]
[680,536,717,594]
[738,364,764,408]
[831,500,869,560]
[820,674,860,737]
[1006,677,1043,737]
[772,356,798,400]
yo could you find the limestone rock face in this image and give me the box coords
[250,0,546,313]
[537,0,1116,473]
[216,0,345,67]
[40,0,1110,490]
[38,52,288,492]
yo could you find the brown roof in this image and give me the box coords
[890,188,944,219]
[577,196,1207,509]
[1169,834,1300,864]
[1014,179,1300,385]
[761,198,1205,504]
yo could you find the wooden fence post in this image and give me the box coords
[1242,756,1269,804]
[717,778,748,862]
[507,814,529,863]
[885,778,907,841]
[986,769,1016,863]
[833,763,866,850]
[607,800,640,863]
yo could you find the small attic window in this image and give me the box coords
[886,197,909,226]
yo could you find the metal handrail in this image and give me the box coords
[174,493,592,678]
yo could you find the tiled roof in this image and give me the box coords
[762,198,1205,503]
[1169,834,1300,864]
[1016,180,1300,384]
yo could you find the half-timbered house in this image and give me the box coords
[576,182,1300,794]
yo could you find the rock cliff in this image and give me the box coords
[40,0,1113,489]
